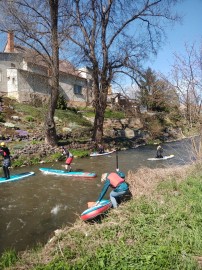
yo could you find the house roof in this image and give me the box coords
[14,45,81,77]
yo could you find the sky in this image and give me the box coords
[148,0,202,75]
[0,0,201,77]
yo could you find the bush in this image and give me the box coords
[56,94,68,110]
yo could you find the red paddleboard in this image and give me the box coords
[81,199,112,221]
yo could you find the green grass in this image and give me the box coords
[13,103,92,127]
[2,165,201,269]
[55,109,92,127]
[78,107,125,119]
[104,109,125,119]
[14,103,44,120]
[56,172,201,270]
[0,250,18,269]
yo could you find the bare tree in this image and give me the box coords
[171,43,202,127]
[0,0,67,146]
[66,0,181,143]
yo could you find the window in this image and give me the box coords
[74,84,82,95]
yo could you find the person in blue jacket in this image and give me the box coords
[97,171,129,208]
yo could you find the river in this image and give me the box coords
[0,138,195,255]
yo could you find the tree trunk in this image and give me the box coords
[92,81,108,143]
[44,0,59,146]
[44,77,59,146]
[92,106,105,143]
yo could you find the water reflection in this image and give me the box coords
[0,138,196,254]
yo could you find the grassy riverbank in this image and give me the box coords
[1,162,202,270]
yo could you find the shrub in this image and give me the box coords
[56,94,68,110]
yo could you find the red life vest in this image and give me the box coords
[108,172,124,188]
[0,147,10,159]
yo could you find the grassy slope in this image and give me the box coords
[2,163,202,270]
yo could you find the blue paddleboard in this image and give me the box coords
[39,168,96,178]
[0,172,35,183]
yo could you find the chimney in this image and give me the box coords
[5,31,14,53]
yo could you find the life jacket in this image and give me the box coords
[108,172,124,188]
[0,147,10,159]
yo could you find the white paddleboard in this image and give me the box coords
[147,154,174,161]
[90,150,115,157]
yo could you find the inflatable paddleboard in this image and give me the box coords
[81,199,112,221]
[147,154,174,161]
[90,150,115,157]
[39,168,96,178]
[0,172,35,183]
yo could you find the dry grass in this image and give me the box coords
[191,134,202,160]
[126,165,192,198]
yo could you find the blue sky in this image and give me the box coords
[0,0,201,77]
[148,0,202,75]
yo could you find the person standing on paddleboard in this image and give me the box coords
[0,142,11,179]
[96,171,129,208]
[61,147,73,172]
[156,145,163,158]
[97,144,105,154]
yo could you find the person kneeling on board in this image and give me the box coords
[0,142,11,179]
[96,171,129,208]
[61,147,73,172]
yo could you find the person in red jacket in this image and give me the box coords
[96,171,129,208]
[0,142,11,179]
[61,147,73,171]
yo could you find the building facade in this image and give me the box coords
[0,32,93,107]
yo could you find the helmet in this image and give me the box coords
[0,142,5,146]
[101,173,108,182]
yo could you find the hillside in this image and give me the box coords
[0,97,195,167]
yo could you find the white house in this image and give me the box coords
[0,32,93,107]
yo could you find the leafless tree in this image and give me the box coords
[0,0,68,146]
[171,42,202,127]
[66,0,181,143]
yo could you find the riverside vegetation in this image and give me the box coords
[0,96,198,168]
[0,98,202,269]
[0,98,128,168]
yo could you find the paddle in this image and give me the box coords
[116,150,119,171]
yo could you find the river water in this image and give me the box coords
[0,138,195,254]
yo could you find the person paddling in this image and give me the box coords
[61,147,73,172]
[0,142,11,179]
